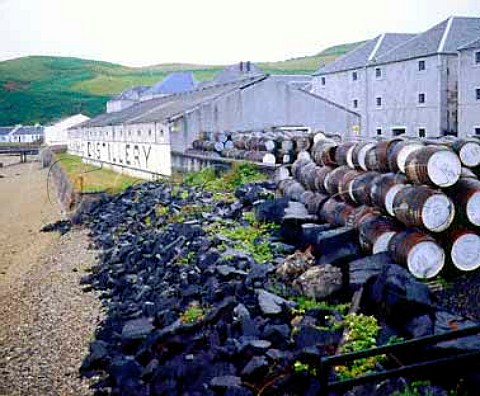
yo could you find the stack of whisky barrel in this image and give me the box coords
[189,130,324,166]
[277,136,480,279]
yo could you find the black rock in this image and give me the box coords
[257,290,289,315]
[254,198,290,224]
[121,317,155,340]
[241,356,269,378]
[210,375,242,390]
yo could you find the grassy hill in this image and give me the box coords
[0,41,361,125]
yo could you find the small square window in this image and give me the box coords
[352,71,358,81]
[375,68,382,78]
[353,99,358,108]
[419,60,425,71]
[376,128,382,136]
[419,128,426,138]
[476,88,480,101]
[475,127,480,135]
[419,93,425,104]
[475,51,480,64]
[321,77,326,85]
[376,97,382,107]
[138,130,141,136]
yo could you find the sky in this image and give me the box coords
[1,0,480,67]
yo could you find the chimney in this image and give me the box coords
[239,61,244,72]
[246,61,251,72]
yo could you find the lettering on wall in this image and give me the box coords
[68,139,171,176]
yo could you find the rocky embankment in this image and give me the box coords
[56,165,480,395]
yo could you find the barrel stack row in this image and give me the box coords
[189,130,329,166]
[277,136,480,279]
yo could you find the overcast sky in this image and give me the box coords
[1,0,479,67]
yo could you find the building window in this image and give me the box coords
[418,128,426,138]
[375,67,382,78]
[476,88,480,101]
[376,128,382,136]
[138,130,141,136]
[321,77,326,85]
[148,129,152,136]
[475,51,480,64]
[474,127,480,135]
[353,99,358,108]
[419,93,426,104]
[352,71,358,81]
[376,97,382,108]
[418,60,426,71]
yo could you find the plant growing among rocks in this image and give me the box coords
[180,302,205,324]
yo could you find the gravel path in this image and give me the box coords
[0,158,103,395]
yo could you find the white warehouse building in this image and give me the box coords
[312,16,480,138]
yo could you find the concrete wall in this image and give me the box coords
[458,47,480,136]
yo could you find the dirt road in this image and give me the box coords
[0,157,102,395]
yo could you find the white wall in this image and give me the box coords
[106,99,137,113]
[45,114,90,146]
[366,55,444,138]
[67,122,171,179]
[458,47,480,137]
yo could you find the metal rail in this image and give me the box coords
[319,324,480,396]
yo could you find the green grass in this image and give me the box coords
[54,152,140,194]
[0,41,362,125]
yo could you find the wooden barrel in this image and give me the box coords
[364,139,403,172]
[214,132,228,143]
[447,230,480,272]
[359,216,400,254]
[392,185,455,232]
[274,166,290,183]
[281,139,295,151]
[224,140,234,150]
[300,191,330,215]
[314,166,333,193]
[278,179,305,201]
[311,140,337,166]
[232,135,248,150]
[297,151,312,162]
[345,206,381,229]
[351,142,376,170]
[445,178,480,228]
[319,197,356,227]
[349,171,379,206]
[324,166,351,196]
[291,159,311,181]
[450,139,480,168]
[404,146,461,187]
[388,229,445,279]
[313,132,327,144]
[387,141,424,173]
[262,152,276,165]
[369,173,408,212]
[335,142,356,166]
[293,136,312,152]
[338,169,362,202]
[297,161,318,190]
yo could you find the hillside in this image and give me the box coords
[0,41,362,125]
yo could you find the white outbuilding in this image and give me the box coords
[44,114,90,146]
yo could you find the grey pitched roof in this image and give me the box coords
[213,62,263,84]
[111,86,150,101]
[83,76,267,127]
[374,16,480,64]
[458,36,480,51]
[12,126,44,136]
[142,72,197,96]
[314,33,415,75]
[0,126,15,136]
